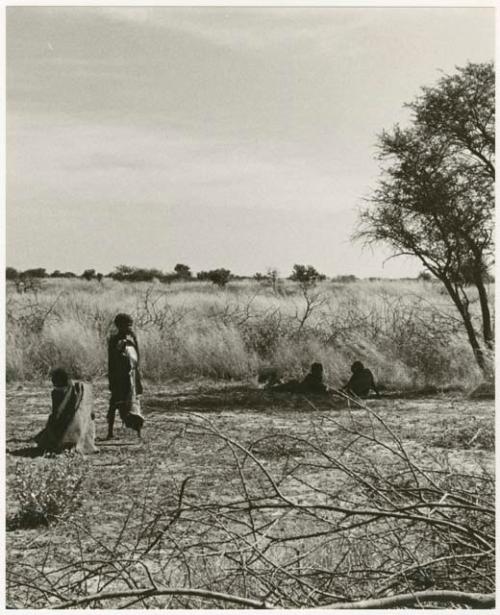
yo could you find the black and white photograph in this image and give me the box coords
[4,2,495,610]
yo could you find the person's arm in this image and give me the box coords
[341,376,353,392]
[107,337,117,391]
[131,332,143,395]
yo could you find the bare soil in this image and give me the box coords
[5,381,495,608]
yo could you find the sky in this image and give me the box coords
[6,6,495,278]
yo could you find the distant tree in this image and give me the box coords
[6,267,18,280]
[23,268,47,278]
[174,264,192,280]
[417,271,432,282]
[109,265,135,281]
[333,275,358,284]
[96,273,104,283]
[206,268,231,288]
[289,264,326,288]
[61,271,77,278]
[197,271,210,281]
[50,270,62,278]
[266,268,282,294]
[358,62,494,372]
[254,268,281,292]
[130,268,163,282]
[82,269,96,281]
[109,265,179,283]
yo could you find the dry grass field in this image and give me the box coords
[5,278,495,609]
[6,277,492,388]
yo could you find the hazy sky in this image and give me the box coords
[6,6,494,277]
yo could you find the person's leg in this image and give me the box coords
[106,399,116,439]
[272,380,300,393]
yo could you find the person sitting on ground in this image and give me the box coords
[343,361,379,398]
[270,362,328,395]
[34,368,98,454]
[257,367,282,388]
[107,313,144,439]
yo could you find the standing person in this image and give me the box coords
[107,313,144,439]
[343,361,380,398]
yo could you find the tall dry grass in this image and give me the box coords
[5,277,492,389]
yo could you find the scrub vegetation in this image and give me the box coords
[5,276,493,391]
[6,383,494,609]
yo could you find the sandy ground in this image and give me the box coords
[5,381,495,608]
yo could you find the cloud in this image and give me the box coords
[8,115,366,221]
[98,6,366,51]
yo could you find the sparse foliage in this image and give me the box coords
[109,265,168,283]
[332,274,358,283]
[358,62,495,372]
[23,268,48,278]
[289,264,326,288]
[8,453,88,529]
[203,268,232,287]
[174,263,192,280]
[81,268,96,281]
[418,271,433,282]
[254,268,283,294]
[6,267,18,280]
[50,270,77,278]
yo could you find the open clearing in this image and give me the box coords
[6,382,495,609]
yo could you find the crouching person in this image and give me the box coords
[34,368,98,454]
[343,361,380,398]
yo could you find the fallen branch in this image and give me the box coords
[323,589,495,609]
[50,587,496,610]
[51,586,274,609]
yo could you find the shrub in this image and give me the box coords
[174,263,192,280]
[81,269,96,281]
[8,453,88,529]
[6,267,18,280]
[206,269,232,287]
[289,264,326,286]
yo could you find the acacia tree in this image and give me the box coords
[289,264,326,288]
[358,62,494,373]
[174,263,192,280]
[206,268,231,287]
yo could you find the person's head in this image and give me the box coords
[351,361,364,374]
[51,367,70,387]
[310,362,323,377]
[114,313,133,334]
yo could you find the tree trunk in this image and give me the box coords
[474,274,494,349]
[442,280,488,373]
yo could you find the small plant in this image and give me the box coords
[431,419,494,451]
[8,453,88,529]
